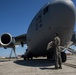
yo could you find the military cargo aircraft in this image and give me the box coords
[0,0,76,62]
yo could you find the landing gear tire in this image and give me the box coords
[61,52,67,62]
[24,58,26,60]
[31,57,33,60]
[27,58,29,60]
[24,57,29,60]
[47,51,54,59]
[47,55,51,59]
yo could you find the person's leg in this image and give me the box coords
[55,57,59,69]
[58,56,62,69]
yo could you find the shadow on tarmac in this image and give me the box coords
[14,59,54,67]
[39,67,56,70]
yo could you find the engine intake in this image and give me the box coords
[0,33,15,47]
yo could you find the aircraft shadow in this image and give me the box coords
[14,59,54,67]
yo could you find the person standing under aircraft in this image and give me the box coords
[54,33,62,69]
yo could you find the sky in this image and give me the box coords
[0,0,76,57]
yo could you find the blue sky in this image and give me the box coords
[0,0,76,57]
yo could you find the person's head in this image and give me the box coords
[55,33,58,36]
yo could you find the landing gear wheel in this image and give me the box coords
[24,58,26,60]
[47,55,52,59]
[61,52,67,62]
[31,57,33,60]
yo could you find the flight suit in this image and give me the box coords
[54,36,62,69]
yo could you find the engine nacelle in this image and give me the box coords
[0,33,15,47]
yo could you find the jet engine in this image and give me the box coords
[0,33,15,48]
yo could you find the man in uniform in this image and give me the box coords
[54,33,62,69]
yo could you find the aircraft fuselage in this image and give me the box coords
[26,0,76,57]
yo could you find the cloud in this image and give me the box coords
[15,45,19,48]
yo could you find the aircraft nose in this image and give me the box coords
[53,1,76,29]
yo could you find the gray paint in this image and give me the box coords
[26,0,76,56]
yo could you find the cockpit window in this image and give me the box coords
[43,6,49,15]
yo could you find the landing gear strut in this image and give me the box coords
[9,46,18,61]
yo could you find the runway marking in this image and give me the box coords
[63,63,76,68]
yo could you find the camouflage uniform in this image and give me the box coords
[54,36,62,69]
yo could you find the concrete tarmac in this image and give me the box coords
[0,55,76,75]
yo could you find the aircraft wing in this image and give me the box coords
[63,32,76,48]
[60,32,76,49]
[0,33,27,48]
[60,32,76,52]
[14,34,27,45]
